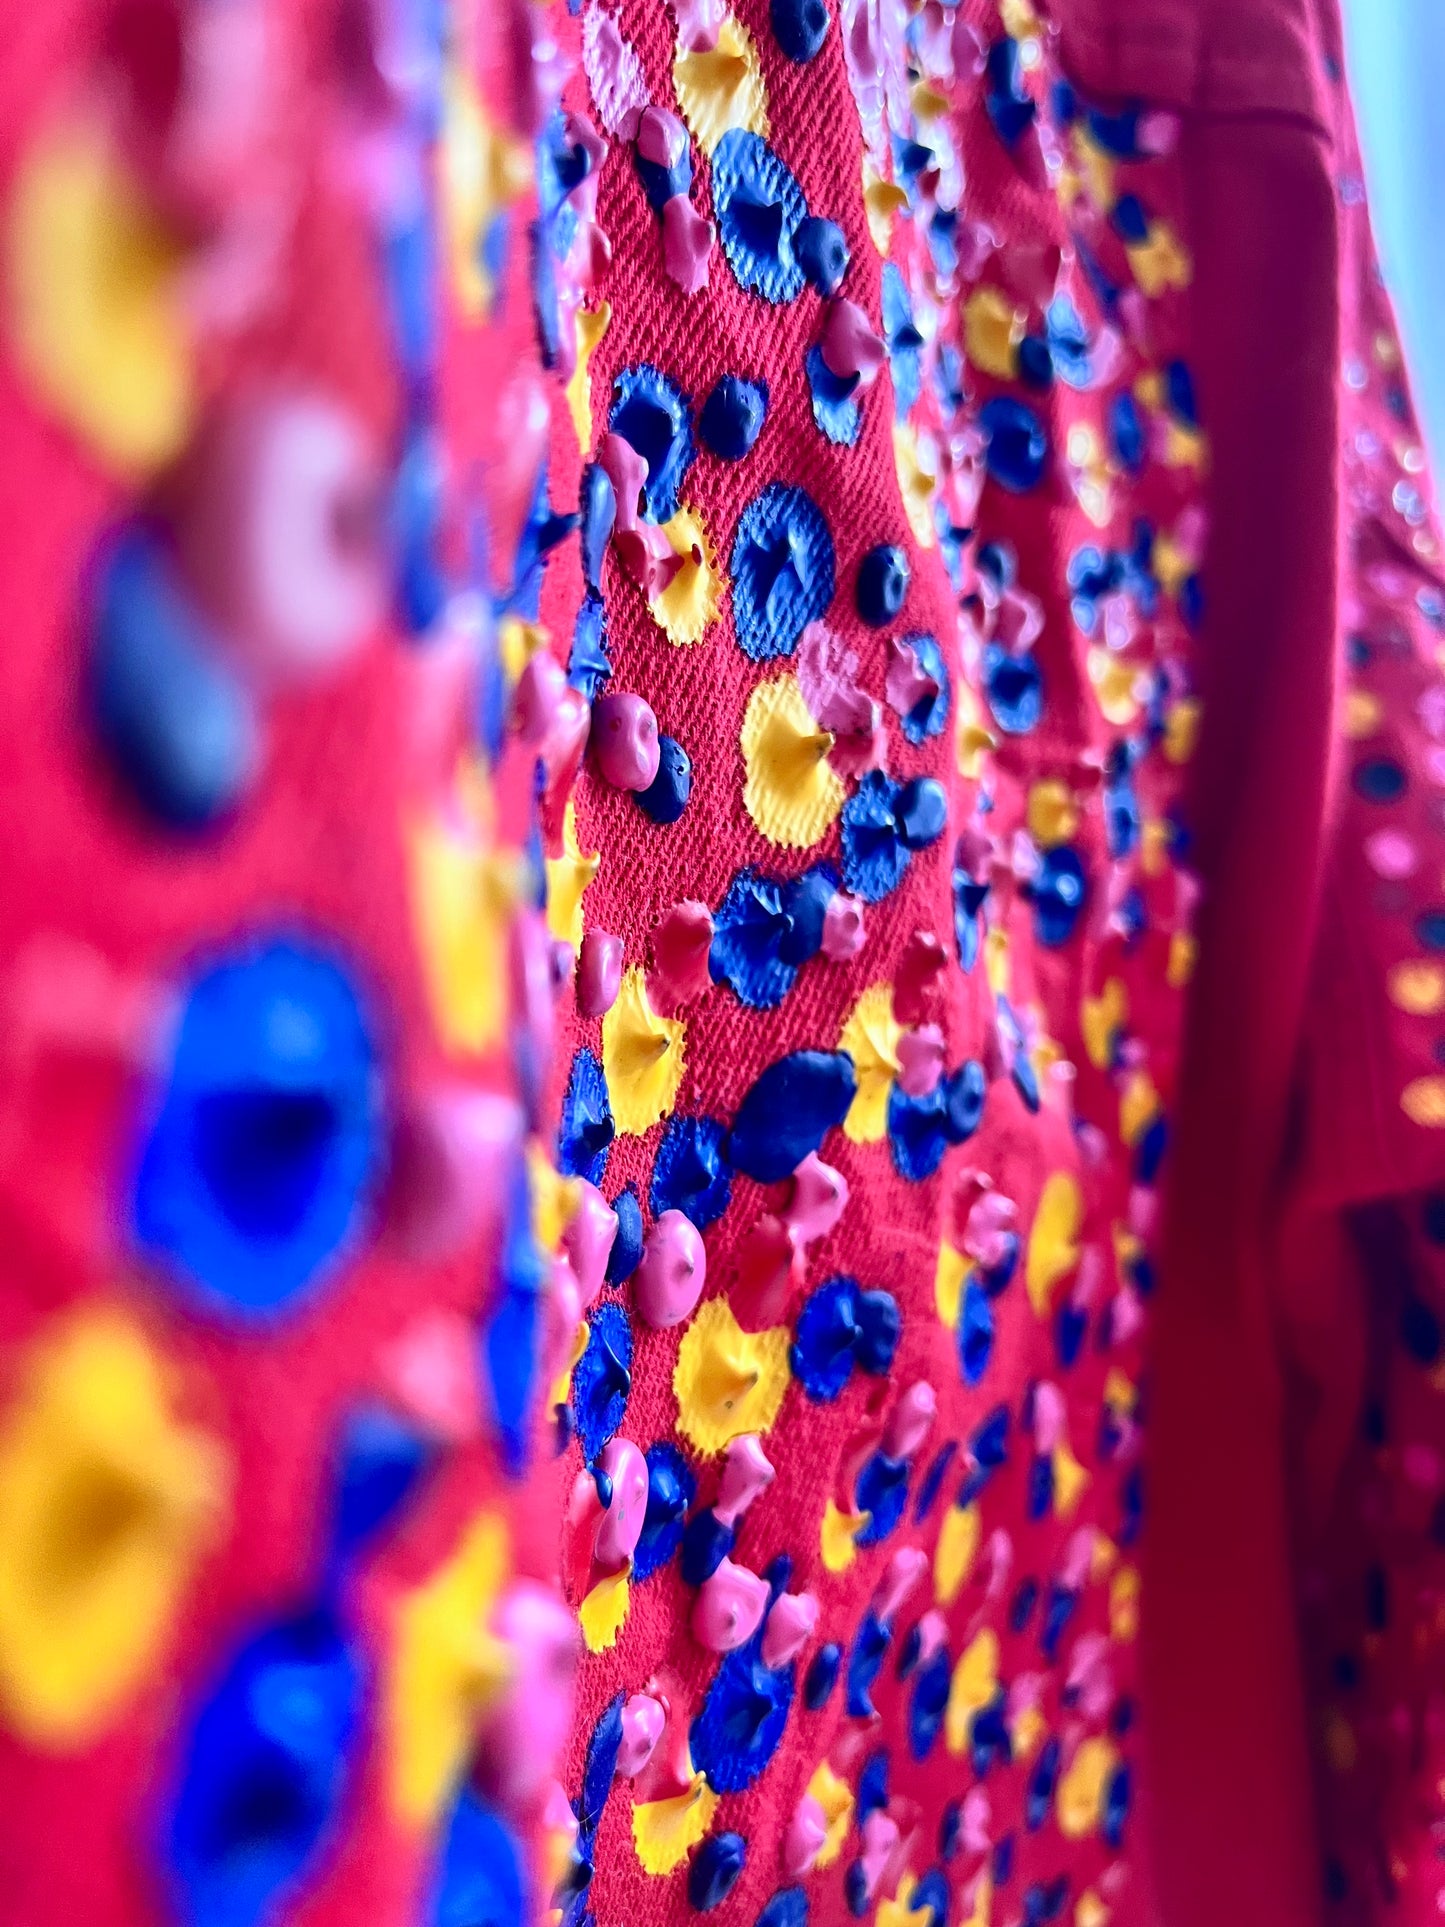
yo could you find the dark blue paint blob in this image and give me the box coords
[731,482,836,660]
[634,136,693,213]
[609,366,694,524]
[985,35,1037,146]
[981,396,1049,492]
[771,0,829,61]
[558,1049,614,1184]
[636,736,693,824]
[690,1833,747,1911]
[714,131,808,303]
[579,1695,625,1835]
[326,1404,435,1574]
[606,1185,643,1284]
[857,1750,889,1820]
[728,1050,855,1182]
[855,1289,901,1374]
[887,1082,951,1182]
[165,1609,364,1927]
[91,529,260,829]
[650,1114,732,1229]
[914,1441,957,1522]
[579,463,615,593]
[756,1889,809,1927]
[841,772,914,902]
[896,633,950,743]
[711,869,804,1008]
[958,1277,995,1386]
[855,1450,909,1545]
[795,216,849,296]
[430,1792,526,1927]
[803,1642,841,1710]
[882,264,923,418]
[484,1159,546,1477]
[634,1441,696,1580]
[855,544,909,626]
[568,592,611,699]
[1032,845,1089,947]
[691,1641,795,1793]
[394,419,452,633]
[983,644,1043,734]
[681,1509,736,1587]
[791,1275,862,1400]
[132,938,383,1322]
[699,374,768,460]
[806,343,862,445]
[846,1613,890,1717]
[909,1650,951,1760]
[571,1301,633,1462]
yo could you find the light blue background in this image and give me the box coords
[1343,0,1445,474]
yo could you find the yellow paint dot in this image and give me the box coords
[1027,778,1078,848]
[1164,697,1201,764]
[1076,1891,1110,1927]
[1088,647,1140,726]
[1058,1737,1118,1838]
[579,1567,630,1653]
[1052,1439,1090,1519]
[1026,1173,1082,1319]
[964,288,1025,380]
[741,674,846,850]
[807,1762,855,1868]
[6,119,194,475]
[0,1309,228,1750]
[1081,978,1127,1071]
[838,984,901,1143]
[1345,689,1383,738]
[956,685,996,779]
[442,70,532,317]
[1389,960,1445,1016]
[1110,1566,1139,1642]
[409,814,518,1054]
[821,1498,867,1573]
[602,966,686,1136]
[1401,1076,1445,1128]
[945,1628,999,1756]
[673,1299,790,1455]
[935,1241,967,1329]
[566,302,612,449]
[933,1503,980,1607]
[386,1512,513,1824]
[863,159,909,254]
[633,1776,719,1874]
[651,505,720,645]
[893,419,938,548]
[1127,220,1191,297]
[545,800,599,949]
[1119,1070,1160,1146]
[673,15,768,155]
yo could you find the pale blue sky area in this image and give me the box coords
[1343,0,1445,476]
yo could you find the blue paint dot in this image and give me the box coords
[728,1050,856,1182]
[690,1833,746,1912]
[650,1114,732,1228]
[132,938,384,1322]
[795,215,848,295]
[713,131,808,302]
[896,633,950,743]
[607,1185,643,1284]
[431,1792,526,1927]
[634,1441,696,1580]
[699,374,768,460]
[771,0,829,61]
[609,366,694,524]
[731,482,835,660]
[571,1301,633,1462]
[635,736,692,824]
[804,1642,840,1710]
[558,1049,614,1185]
[855,544,909,626]
[981,396,1049,493]
[983,644,1043,734]
[91,529,260,830]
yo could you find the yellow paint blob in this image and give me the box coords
[674,1299,790,1455]
[838,984,901,1143]
[0,1309,228,1749]
[651,505,721,645]
[1026,1173,1082,1319]
[602,966,686,1135]
[385,1512,513,1824]
[545,800,600,949]
[673,15,768,155]
[6,118,194,474]
[741,674,846,850]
